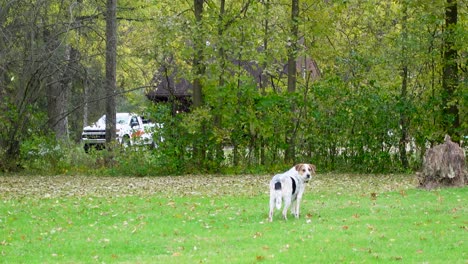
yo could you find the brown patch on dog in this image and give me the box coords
[309,164,316,174]
[295,163,305,172]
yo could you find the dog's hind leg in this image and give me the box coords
[268,187,278,222]
[268,197,275,222]
[282,196,291,220]
[269,181,283,222]
[274,182,282,210]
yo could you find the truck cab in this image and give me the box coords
[81,113,157,152]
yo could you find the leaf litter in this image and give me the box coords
[0,174,418,199]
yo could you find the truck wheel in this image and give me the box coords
[122,135,131,148]
[84,144,90,153]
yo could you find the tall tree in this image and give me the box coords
[192,0,206,165]
[260,0,270,94]
[105,0,117,148]
[192,0,205,108]
[214,0,227,165]
[399,0,409,169]
[285,0,299,163]
[441,0,460,141]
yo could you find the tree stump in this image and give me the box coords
[418,135,467,189]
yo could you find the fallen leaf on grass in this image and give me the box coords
[253,232,262,239]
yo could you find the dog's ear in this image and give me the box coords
[309,164,316,173]
[295,164,303,171]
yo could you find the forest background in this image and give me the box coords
[0,0,466,176]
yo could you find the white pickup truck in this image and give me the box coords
[81,113,158,152]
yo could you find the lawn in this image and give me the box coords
[0,174,466,263]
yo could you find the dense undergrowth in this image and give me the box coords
[12,140,416,177]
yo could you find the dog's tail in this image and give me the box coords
[274,181,282,209]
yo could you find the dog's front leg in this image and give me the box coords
[294,191,305,218]
[290,199,297,216]
[294,197,300,218]
[294,188,306,218]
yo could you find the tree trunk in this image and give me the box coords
[45,33,73,141]
[260,0,270,94]
[260,0,270,165]
[192,0,204,108]
[399,1,409,170]
[83,72,89,127]
[192,0,206,165]
[441,0,460,142]
[399,65,409,170]
[418,135,466,189]
[105,0,117,148]
[47,76,68,140]
[285,0,299,163]
[213,0,226,165]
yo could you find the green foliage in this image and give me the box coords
[1,0,466,175]
[142,104,194,175]
[20,135,94,175]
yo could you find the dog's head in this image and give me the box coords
[295,163,316,182]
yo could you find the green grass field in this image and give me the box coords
[0,174,466,263]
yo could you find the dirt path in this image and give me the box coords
[0,174,417,199]
[0,175,271,198]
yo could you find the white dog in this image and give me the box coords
[268,163,316,222]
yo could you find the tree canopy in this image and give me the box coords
[0,0,466,174]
